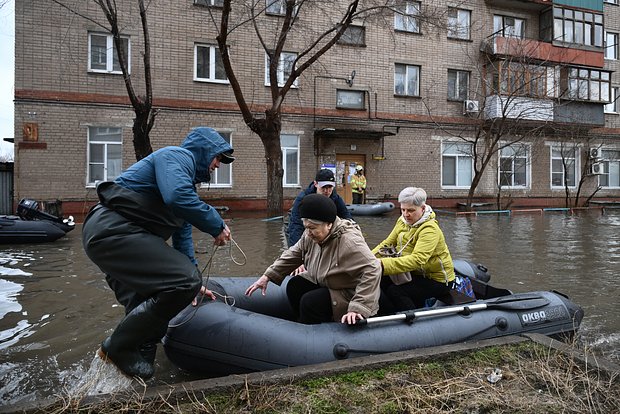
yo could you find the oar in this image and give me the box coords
[356,294,551,326]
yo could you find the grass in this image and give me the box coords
[23,341,620,414]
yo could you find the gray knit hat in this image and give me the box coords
[299,193,337,223]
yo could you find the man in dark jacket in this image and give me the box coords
[82,127,234,379]
[286,169,352,246]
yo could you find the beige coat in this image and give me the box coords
[265,217,381,321]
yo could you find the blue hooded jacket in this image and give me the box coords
[115,127,233,263]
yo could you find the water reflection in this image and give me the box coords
[0,209,619,407]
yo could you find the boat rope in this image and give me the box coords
[167,236,245,328]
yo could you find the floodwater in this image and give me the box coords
[1,209,619,407]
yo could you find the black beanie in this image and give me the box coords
[299,193,337,223]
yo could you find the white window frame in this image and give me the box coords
[447,8,471,40]
[87,126,123,186]
[599,149,620,188]
[265,52,298,88]
[605,86,618,113]
[493,15,525,39]
[394,1,420,34]
[205,131,233,188]
[88,33,130,74]
[498,143,530,189]
[394,63,420,97]
[441,141,473,188]
[281,134,299,187]
[604,0,619,4]
[550,145,578,189]
[194,44,229,83]
[605,31,618,60]
[447,69,469,101]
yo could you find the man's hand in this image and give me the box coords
[213,224,231,246]
[192,285,216,306]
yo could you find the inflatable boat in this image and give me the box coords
[163,260,584,376]
[0,199,75,244]
[346,202,395,216]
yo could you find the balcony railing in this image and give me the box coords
[481,36,604,68]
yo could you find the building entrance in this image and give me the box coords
[335,154,365,205]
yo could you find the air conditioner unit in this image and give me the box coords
[589,147,602,160]
[590,162,604,175]
[464,100,479,114]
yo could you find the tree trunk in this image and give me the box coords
[261,111,284,216]
[132,105,154,161]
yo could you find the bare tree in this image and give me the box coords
[51,0,156,161]
[211,0,429,215]
[425,29,606,210]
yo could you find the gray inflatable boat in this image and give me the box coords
[163,260,583,376]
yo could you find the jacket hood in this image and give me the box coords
[181,127,233,184]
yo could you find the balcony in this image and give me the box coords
[485,0,551,11]
[481,36,604,68]
[483,95,605,126]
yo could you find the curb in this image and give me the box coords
[3,333,618,413]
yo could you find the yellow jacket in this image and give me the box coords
[351,174,366,194]
[372,209,454,284]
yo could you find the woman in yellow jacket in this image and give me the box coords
[372,187,455,311]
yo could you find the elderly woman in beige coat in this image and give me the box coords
[246,193,381,325]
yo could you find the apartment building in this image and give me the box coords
[13,0,620,215]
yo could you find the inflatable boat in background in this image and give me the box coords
[346,202,395,216]
[0,199,75,244]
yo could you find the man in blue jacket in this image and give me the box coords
[286,169,352,246]
[82,127,234,379]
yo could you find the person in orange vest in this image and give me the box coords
[351,165,367,204]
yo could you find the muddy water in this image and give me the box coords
[1,209,619,407]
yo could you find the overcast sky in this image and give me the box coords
[0,0,14,159]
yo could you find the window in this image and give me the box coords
[266,0,296,15]
[490,62,548,98]
[605,87,618,113]
[336,89,365,109]
[442,142,473,188]
[567,68,611,103]
[447,8,471,40]
[493,15,525,38]
[265,51,298,87]
[448,69,469,101]
[209,131,232,187]
[600,149,620,188]
[605,32,618,60]
[194,44,228,83]
[551,146,577,188]
[499,144,529,188]
[394,1,420,33]
[88,33,130,74]
[604,0,619,4]
[394,63,420,96]
[550,7,603,47]
[194,0,223,6]
[281,134,299,187]
[87,127,122,185]
[338,25,366,46]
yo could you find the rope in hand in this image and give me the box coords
[167,236,246,328]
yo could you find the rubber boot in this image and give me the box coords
[100,298,169,379]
